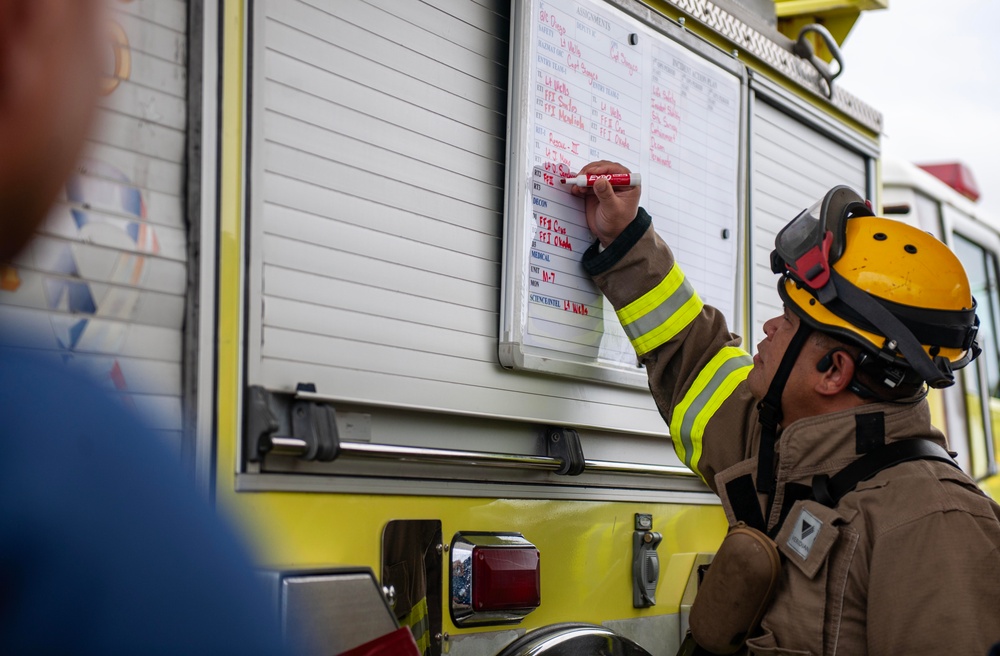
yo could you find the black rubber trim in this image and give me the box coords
[780,278,977,350]
[821,292,975,349]
[582,208,652,277]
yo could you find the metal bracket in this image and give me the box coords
[246,385,280,463]
[544,426,585,476]
[244,384,340,463]
[792,23,844,98]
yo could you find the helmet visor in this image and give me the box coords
[775,199,824,265]
[771,186,871,293]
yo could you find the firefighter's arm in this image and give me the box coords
[867,507,1000,655]
[576,162,755,490]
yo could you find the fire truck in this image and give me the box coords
[12,0,997,654]
[881,158,1000,500]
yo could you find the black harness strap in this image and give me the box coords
[854,412,886,454]
[730,441,958,536]
[756,322,813,494]
[830,270,954,388]
[771,483,813,539]
[811,438,959,507]
[726,475,767,532]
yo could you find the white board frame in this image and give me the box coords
[500,0,748,387]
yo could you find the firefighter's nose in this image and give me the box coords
[762,315,780,339]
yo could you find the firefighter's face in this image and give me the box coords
[0,0,106,262]
[748,306,826,424]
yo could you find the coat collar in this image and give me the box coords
[715,397,947,531]
[773,397,947,486]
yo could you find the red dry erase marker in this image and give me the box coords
[560,173,641,187]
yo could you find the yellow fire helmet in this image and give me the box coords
[770,186,980,389]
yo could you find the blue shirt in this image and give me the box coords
[0,347,287,653]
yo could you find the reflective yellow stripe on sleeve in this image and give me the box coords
[669,346,753,480]
[616,264,703,356]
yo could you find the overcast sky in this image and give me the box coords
[836,0,1000,216]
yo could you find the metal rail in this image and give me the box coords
[264,436,697,478]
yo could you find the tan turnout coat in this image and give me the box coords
[585,210,1000,655]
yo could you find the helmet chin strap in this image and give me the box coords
[755,322,813,495]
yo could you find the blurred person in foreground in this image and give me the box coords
[0,1,286,652]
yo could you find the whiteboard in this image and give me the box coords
[501,0,744,387]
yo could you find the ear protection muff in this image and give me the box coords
[816,347,850,373]
[816,347,876,399]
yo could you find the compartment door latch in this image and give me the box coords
[632,513,662,608]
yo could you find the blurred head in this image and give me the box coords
[0,0,106,262]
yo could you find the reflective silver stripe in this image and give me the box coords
[678,353,753,468]
[621,276,697,341]
[411,614,429,643]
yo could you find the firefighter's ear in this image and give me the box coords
[815,347,856,396]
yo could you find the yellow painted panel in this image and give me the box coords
[965,393,989,479]
[981,475,1000,501]
[777,13,860,63]
[774,0,887,18]
[926,388,945,434]
[231,492,727,632]
[660,552,699,611]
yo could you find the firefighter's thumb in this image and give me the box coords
[594,177,616,203]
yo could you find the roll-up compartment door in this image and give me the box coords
[750,100,869,344]
[245,0,674,445]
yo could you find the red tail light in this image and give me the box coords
[450,532,541,626]
[472,546,540,611]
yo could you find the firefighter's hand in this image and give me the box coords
[570,160,641,248]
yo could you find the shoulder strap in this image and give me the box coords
[811,438,959,507]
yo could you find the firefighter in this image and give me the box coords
[573,160,1000,654]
